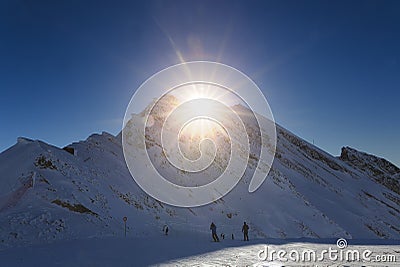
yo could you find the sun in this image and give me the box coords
[173,83,219,102]
[168,84,232,139]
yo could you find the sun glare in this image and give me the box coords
[166,83,243,140]
[180,118,223,140]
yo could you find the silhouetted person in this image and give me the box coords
[242,222,249,241]
[210,222,219,242]
[163,225,169,235]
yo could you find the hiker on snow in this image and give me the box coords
[242,222,249,241]
[210,222,219,242]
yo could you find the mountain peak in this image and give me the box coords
[17,137,35,144]
[340,146,399,174]
[340,146,400,195]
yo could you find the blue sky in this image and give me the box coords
[1,0,399,166]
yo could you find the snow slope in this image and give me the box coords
[0,236,398,266]
[0,97,399,252]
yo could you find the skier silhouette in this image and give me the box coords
[163,225,169,235]
[210,222,219,242]
[242,222,249,241]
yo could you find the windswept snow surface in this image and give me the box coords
[0,235,398,266]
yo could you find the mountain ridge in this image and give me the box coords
[0,108,399,249]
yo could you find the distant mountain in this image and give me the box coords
[0,97,399,249]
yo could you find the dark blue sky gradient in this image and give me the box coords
[0,0,399,166]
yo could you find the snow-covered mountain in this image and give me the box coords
[0,97,399,249]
